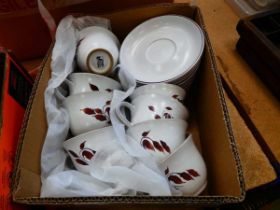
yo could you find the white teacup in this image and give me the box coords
[130,83,186,102]
[63,92,113,136]
[160,134,207,196]
[126,119,188,162]
[63,126,125,174]
[65,73,121,95]
[77,26,120,75]
[116,94,189,127]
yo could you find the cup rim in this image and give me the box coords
[68,72,121,86]
[131,93,188,112]
[63,126,114,147]
[63,91,113,104]
[131,83,186,99]
[127,118,188,130]
[159,133,193,164]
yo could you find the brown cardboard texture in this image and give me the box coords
[12,3,245,206]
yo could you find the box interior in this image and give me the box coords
[12,3,244,205]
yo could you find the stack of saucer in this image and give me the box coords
[120,15,205,89]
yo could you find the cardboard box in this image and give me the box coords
[11,3,245,207]
[0,48,33,210]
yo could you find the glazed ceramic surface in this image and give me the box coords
[77,26,120,74]
[130,83,186,102]
[120,15,204,83]
[116,94,189,127]
[127,119,188,162]
[63,126,121,174]
[160,134,207,196]
[66,73,121,95]
[63,92,113,135]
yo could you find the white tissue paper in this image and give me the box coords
[41,15,172,197]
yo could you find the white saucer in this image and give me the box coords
[120,15,204,83]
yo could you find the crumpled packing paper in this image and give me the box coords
[40,15,173,197]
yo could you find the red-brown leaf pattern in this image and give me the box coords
[80,141,85,149]
[82,150,95,160]
[166,106,172,110]
[148,106,155,112]
[68,150,78,158]
[104,107,110,114]
[95,114,107,121]
[168,175,185,184]
[75,158,88,165]
[153,141,164,152]
[94,108,102,114]
[106,100,111,105]
[163,113,172,119]
[179,172,193,181]
[105,89,112,92]
[81,108,95,115]
[89,83,99,91]
[142,139,155,151]
[142,131,150,137]
[187,169,200,177]
[160,140,171,153]
[154,114,161,119]
[172,94,179,99]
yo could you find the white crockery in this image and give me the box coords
[130,83,186,102]
[116,94,189,127]
[63,126,123,174]
[66,73,121,95]
[160,134,207,196]
[127,119,188,162]
[77,26,120,75]
[120,15,204,83]
[63,92,113,136]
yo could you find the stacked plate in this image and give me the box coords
[120,15,205,89]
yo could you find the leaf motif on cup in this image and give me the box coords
[154,114,161,119]
[140,132,171,154]
[179,172,193,181]
[80,107,95,115]
[166,106,172,110]
[141,139,155,151]
[105,88,112,92]
[172,94,183,102]
[148,106,155,112]
[95,114,107,121]
[75,158,88,165]
[160,140,171,153]
[187,169,200,177]
[165,167,200,186]
[94,108,103,114]
[153,141,164,152]
[168,175,185,184]
[142,131,150,137]
[106,100,111,105]
[80,141,85,149]
[89,83,99,91]
[68,141,96,166]
[163,113,172,119]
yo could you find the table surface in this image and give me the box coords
[21,0,279,192]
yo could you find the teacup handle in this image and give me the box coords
[64,78,74,89]
[55,87,67,101]
[115,101,134,127]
